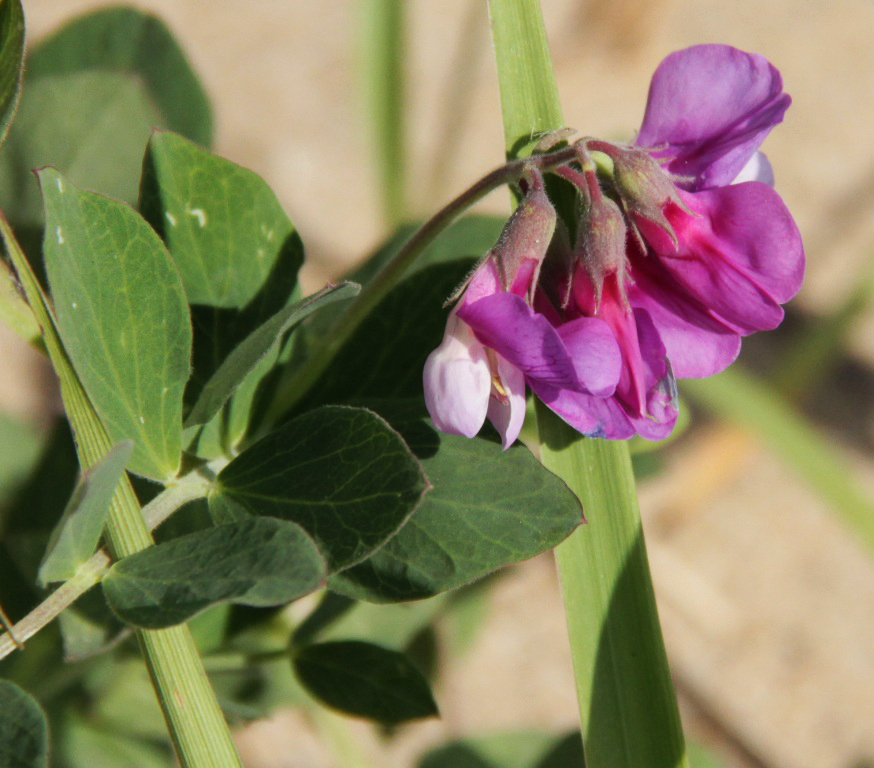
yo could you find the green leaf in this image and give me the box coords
[292,640,438,724]
[184,281,360,429]
[0,71,161,227]
[140,131,311,454]
[0,7,211,230]
[102,517,326,628]
[298,260,472,412]
[0,680,48,768]
[213,405,428,572]
[330,409,582,601]
[26,6,211,147]
[38,440,132,585]
[140,131,295,309]
[0,0,24,148]
[40,168,192,480]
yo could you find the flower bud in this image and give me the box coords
[578,194,629,309]
[610,147,689,249]
[492,172,557,303]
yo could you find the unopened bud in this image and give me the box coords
[578,194,629,309]
[492,171,557,303]
[610,147,690,249]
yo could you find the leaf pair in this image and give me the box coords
[39,130,345,479]
[102,405,428,628]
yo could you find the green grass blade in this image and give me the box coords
[538,404,688,768]
[489,0,562,159]
[488,1,687,765]
[361,0,406,226]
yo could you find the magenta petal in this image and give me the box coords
[641,184,804,335]
[629,309,679,438]
[629,269,742,379]
[533,385,635,439]
[423,315,491,438]
[556,316,621,397]
[637,44,790,190]
[458,293,581,391]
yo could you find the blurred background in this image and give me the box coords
[4,1,874,766]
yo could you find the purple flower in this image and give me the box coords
[424,44,803,444]
[424,174,621,448]
[546,44,804,439]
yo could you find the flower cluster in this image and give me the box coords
[424,44,804,445]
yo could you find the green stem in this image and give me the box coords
[538,404,687,767]
[487,2,687,765]
[0,553,109,660]
[0,215,242,768]
[0,466,217,661]
[263,142,584,425]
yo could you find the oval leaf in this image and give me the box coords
[25,6,211,147]
[0,72,161,227]
[293,640,438,724]
[0,680,48,768]
[329,411,583,601]
[0,0,24,148]
[40,168,192,480]
[103,517,325,628]
[140,131,299,309]
[213,406,428,572]
[297,260,473,412]
[39,440,133,585]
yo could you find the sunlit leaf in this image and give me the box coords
[140,131,296,309]
[40,168,191,480]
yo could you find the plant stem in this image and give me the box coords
[0,215,242,767]
[487,2,688,765]
[0,467,218,661]
[0,552,109,660]
[537,403,687,767]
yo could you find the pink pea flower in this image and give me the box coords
[545,44,804,439]
[424,173,621,448]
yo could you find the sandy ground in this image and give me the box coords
[6,1,874,766]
